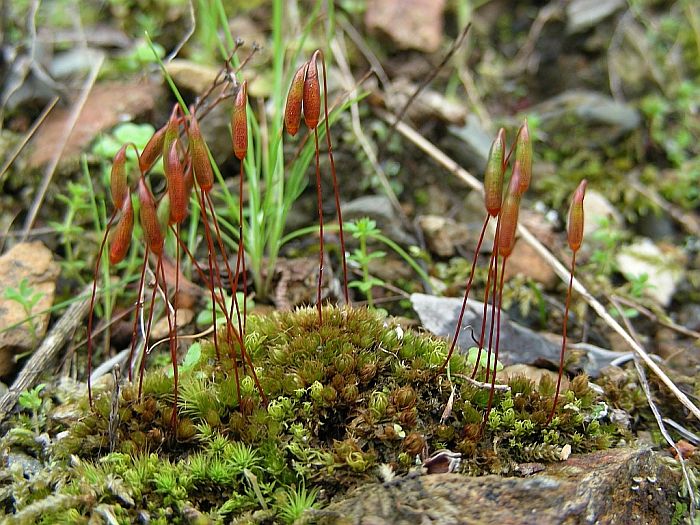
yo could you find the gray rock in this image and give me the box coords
[6,451,42,478]
[532,90,640,136]
[566,0,626,34]
[447,114,493,174]
[411,293,619,377]
[313,447,680,525]
[343,195,415,246]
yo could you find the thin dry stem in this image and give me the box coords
[21,54,104,239]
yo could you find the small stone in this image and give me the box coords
[497,364,569,392]
[0,242,60,376]
[566,0,625,34]
[165,59,219,95]
[417,215,470,257]
[582,190,623,239]
[447,115,493,174]
[615,238,685,306]
[149,308,195,341]
[559,444,572,461]
[365,0,446,53]
[387,78,467,125]
[503,239,557,288]
[28,80,162,169]
[343,195,415,246]
[411,293,561,370]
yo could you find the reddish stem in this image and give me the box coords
[169,224,180,430]
[87,209,118,407]
[441,217,489,372]
[319,54,349,305]
[313,128,324,325]
[127,247,150,382]
[203,192,244,347]
[484,240,500,383]
[231,158,248,335]
[482,255,507,434]
[138,255,163,398]
[471,217,501,379]
[547,250,577,424]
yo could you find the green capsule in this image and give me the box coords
[484,128,506,217]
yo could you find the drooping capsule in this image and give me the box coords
[165,140,188,225]
[484,128,506,217]
[285,63,307,136]
[188,113,214,191]
[109,190,134,265]
[302,51,321,130]
[567,179,588,252]
[110,145,129,209]
[231,81,248,160]
[137,178,165,255]
[139,124,167,174]
[162,106,181,177]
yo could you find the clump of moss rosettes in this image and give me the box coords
[2,306,618,524]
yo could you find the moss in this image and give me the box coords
[1,306,620,523]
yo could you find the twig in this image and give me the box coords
[509,1,565,76]
[329,38,405,224]
[612,296,697,520]
[21,53,104,238]
[381,111,700,423]
[634,356,696,518]
[611,294,700,340]
[0,285,93,423]
[108,364,121,453]
[0,96,59,183]
[662,417,700,446]
[383,22,471,149]
[628,173,700,237]
[452,373,511,392]
[165,0,195,63]
[337,16,390,89]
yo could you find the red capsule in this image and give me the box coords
[165,140,188,225]
[110,145,129,209]
[139,124,167,174]
[567,179,587,252]
[137,178,165,255]
[232,81,248,160]
[285,63,307,136]
[109,190,134,265]
[303,51,321,130]
[188,113,214,191]
[498,170,522,258]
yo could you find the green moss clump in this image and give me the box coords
[1,306,619,523]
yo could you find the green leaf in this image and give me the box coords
[18,384,45,412]
[465,346,503,374]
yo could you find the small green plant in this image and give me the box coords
[18,383,45,432]
[277,484,319,524]
[4,278,45,346]
[465,346,503,377]
[346,218,387,307]
[589,216,624,276]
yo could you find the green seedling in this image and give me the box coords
[346,218,387,307]
[4,278,45,346]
